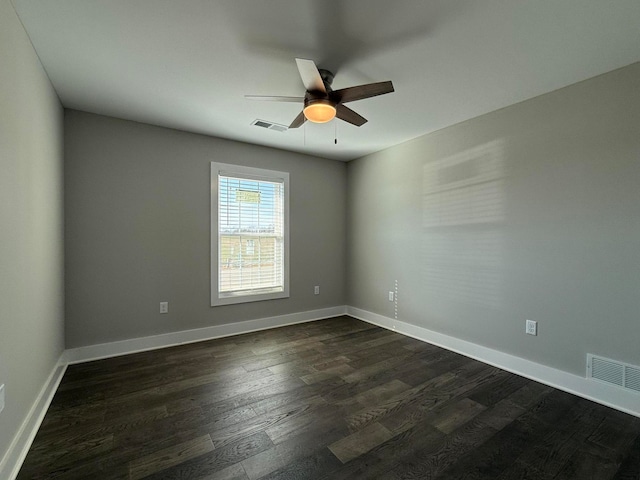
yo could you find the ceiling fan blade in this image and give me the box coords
[336,104,368,127]
[245,95,304,103]
[295,58,326,93]
[332,81,394,104]
[288,110,307,129]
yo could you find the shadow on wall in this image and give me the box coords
[422,140,506,310]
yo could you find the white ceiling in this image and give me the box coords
[12,0,640,161]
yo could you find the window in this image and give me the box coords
[211,162,289,305]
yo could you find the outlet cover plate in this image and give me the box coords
[314,286,320,295]
[0,384,5,414]
[160,302,169,314]
[525,319,537,336]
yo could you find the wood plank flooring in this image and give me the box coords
[18,316,640,479]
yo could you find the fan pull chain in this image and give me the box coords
[334,120,338,145]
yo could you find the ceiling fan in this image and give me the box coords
[246,58,394,129]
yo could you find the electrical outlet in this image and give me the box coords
[314,286,320,295]
[525,319,537,336]
[160,302,169,314]
[0,384,5,414]
[388,291,394,302]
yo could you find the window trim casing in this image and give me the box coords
[210,162,290,306]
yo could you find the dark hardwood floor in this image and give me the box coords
[18,316,640,479]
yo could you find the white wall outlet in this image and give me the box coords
[160,302,169,314]
[388,291,394,302]
[525,319,537,336]
[0,384,5,414]
[314,286,320,295]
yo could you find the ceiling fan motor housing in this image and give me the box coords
[318,69,334,88]
[304,92,335,107]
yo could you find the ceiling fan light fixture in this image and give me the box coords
[303,99,336,123]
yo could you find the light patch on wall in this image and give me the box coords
[421,140,506,309]
[422,140,505,227]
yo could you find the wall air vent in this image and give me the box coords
[251,119,288,132]
[587,354,640,394]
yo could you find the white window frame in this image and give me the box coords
[211,162,290,306]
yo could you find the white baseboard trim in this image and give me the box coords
[347,306,640,418]
[0,358,67,480]
[64,306,348,365]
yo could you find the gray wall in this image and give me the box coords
[0,0,64,465]
[347,62,640,376]
[64,111,347,347]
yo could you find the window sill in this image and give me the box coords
[212,289,289,306]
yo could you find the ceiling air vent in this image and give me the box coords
[251,119,288,132]
[588,354,640,394]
